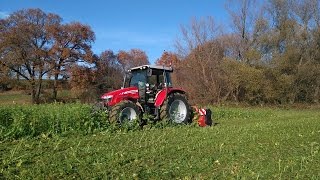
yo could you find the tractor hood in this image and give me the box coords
[100,87,139,106]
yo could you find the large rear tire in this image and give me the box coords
[160,93,191,124]
[109,101,141,124]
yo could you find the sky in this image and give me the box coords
[0,0,229,63]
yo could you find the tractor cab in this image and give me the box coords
[124,65,172,88]
[124,65,173,105]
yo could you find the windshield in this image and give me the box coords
[129,70,147,87]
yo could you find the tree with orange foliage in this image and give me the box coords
[0,8,95,103]
[155,51,180,67]
[0,8,61,103]
[69,65,97,102]
[117,49,149,72]
[48,22,95,100]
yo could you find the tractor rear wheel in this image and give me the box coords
[160,93,191,124]
[109,100,141,124]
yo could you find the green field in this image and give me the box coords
[0,91,31,105]
[0,90,74,105]
[0,105,320,179]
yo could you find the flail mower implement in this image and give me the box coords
[99,65,213,126]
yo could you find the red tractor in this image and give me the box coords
[100,65,212,126]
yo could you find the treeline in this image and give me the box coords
[0,9,148,103]
[157,0,320,105]
[1,0,320,105]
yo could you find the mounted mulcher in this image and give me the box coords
[99,65,213,126]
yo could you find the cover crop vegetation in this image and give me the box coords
[0,103,108,139]
[0,104,319,178]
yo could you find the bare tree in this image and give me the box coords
[225,0,258,62]
[174,17,227,104]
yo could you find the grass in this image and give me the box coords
[0,103,108,139]
[0,91,31,105]
[0,106,320,178]
[0,90,74,105]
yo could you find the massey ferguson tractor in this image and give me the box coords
[99,65,212,126]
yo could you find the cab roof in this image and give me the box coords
[128,65,173,72]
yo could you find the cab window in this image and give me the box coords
[147,70,172,87]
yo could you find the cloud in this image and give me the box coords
[0,11,9,19]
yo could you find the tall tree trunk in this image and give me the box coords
[16,70,20,81]
[30,80,38,104]
[30,71,43,104]
[315,84,319,103]
[52,73,59,101]
[36,75,43,103]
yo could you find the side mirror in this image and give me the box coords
[122,73,132,88]
[121,75,126,89]
[147,69,152,77]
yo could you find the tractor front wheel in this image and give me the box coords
[160,93,191,124]
[109,101,141,124]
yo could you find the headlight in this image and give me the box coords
[101,95,113,102]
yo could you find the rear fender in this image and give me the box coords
[154,88,186,107]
